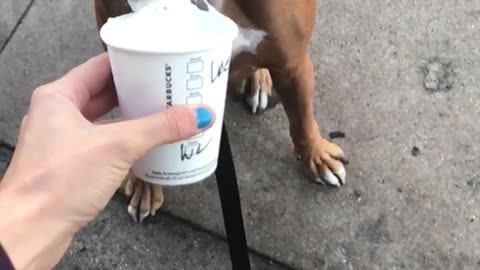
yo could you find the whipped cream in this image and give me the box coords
[100,0,238,53]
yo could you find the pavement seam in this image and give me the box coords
[0,0,36,56]
[157,211,297,270]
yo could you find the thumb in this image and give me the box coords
[106,105,215,158]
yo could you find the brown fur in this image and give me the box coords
[93,0,346,220]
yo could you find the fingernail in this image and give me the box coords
[196,108,212,129]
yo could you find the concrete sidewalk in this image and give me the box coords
[1,0,480,269]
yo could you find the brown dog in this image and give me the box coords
[94,0,347,222]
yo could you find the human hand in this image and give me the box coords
[0,53,215,270]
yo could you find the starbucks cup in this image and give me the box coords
[99,1,238,186]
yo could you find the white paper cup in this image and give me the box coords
[100,4,238,186]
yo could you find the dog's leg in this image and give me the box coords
[244,68,277,114]
[275,54,347,186]
[118,171,164,222]
[94,0,165,222]
[226,53,278,114]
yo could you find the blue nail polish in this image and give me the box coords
[196,108,212,129]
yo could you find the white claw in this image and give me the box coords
[322,171,341,187]
[259,90,268,112]
[247,87,269,114]
[127,205,138,222]
[335,167,347,185]
[139,211,150,223]
[151,202,163,216]
[314,178,326,186]
[247,88,260,114]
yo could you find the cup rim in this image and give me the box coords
[99,12,239,54]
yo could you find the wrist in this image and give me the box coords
[0,177,74,270]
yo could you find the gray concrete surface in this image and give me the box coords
[1,0,480,269]
[55,196,285,270]
[0,0,31,48]
[165,1,480,269]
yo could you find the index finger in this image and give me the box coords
[56,53,114,109]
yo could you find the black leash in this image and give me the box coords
[215,123,251,270]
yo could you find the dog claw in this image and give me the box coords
[128,205,139,222]
[298,138,348,188]
[150,185,164,216]
[319,171,341,187]
[138,183,152,223]
[246,68,273,115]
[119,172,165,223]
[247,87,268,114]
[127,181,143,222]
[139,211,150,223]
[337,157,350,165]
[335,167,346,185]
[150,201,163,216]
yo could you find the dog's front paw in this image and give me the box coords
[245,68,277,114]
[246,68,272,114]
[296,138,348,187]
[118,171,164,222]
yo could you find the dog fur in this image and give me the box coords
[94,0,347,222]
